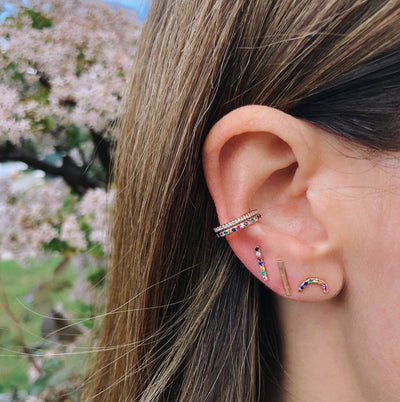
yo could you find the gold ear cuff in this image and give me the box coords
[213,210,261,238]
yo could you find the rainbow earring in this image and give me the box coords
[213,210,262,238]
[298,278,329,293]
[255,246,268,281]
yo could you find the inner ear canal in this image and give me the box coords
[253,161,327,245]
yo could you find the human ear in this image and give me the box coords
[202,105,344,301]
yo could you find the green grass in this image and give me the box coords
[0,256,82,393]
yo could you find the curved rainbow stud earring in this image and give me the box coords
[298,278,329,294]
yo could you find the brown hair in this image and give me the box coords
[83,1,400,400]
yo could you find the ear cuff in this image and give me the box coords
[213,210,262,238]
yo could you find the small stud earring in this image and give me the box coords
[277,260,292,296]
[298,278,329,293]
[254,246,268,281]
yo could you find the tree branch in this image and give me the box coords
[89,129,113,184]
[0,141,104,195]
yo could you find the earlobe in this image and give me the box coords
[202,105,344,301]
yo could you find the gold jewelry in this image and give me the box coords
[255,246,268,281]
[213,210,262,238]
[298,278,329,293]
[277,260,291,296]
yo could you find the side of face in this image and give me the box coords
[312,144,400,395]
[202,105,400,397]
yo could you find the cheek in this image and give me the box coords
[343,185,400,294]
[309,149,400,396]
[336,185,400,396]
[345,273,400,397]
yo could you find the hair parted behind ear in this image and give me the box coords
[83,1,400,400]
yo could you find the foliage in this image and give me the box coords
[0,176,113,263]
[0,176,111,398]
[0,257,94,399]
[0,0,141,194]
[0,0,141,398]
[0,179,109,397]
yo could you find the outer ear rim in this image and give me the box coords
[202,105,344,302]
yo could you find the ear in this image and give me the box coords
[202,105,344,301]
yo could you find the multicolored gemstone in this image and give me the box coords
[215,213,262,238]
[255,246,268,281]
[298,278,328,293]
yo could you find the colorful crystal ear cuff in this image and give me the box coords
[298,278,329,293]
[213,210,262,238]
[277,260,292,296]
[255,246,268,281]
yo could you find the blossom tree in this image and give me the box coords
[0,3,141,396]
[0,0,141,194]
[0,176,114,263]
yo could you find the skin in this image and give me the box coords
[279,135,400,402]
[203,105,400,402]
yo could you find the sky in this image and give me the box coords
[0,0,151,22]
[102,0,151,21]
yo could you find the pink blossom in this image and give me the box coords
[0,177,111,262]
[0,0,129,263]
[79,188,114,251]
[60,215,87,251]
[1,0,140,143]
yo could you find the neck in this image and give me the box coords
[277,297,363,402]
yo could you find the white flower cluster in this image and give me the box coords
[0,177,66,260]
[60,215,87,251]
[0,176,113,263]
[79,187,115,253]
[0,0,141,142]
[0,84,31,143]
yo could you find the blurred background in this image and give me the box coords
[0,0,147,400]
